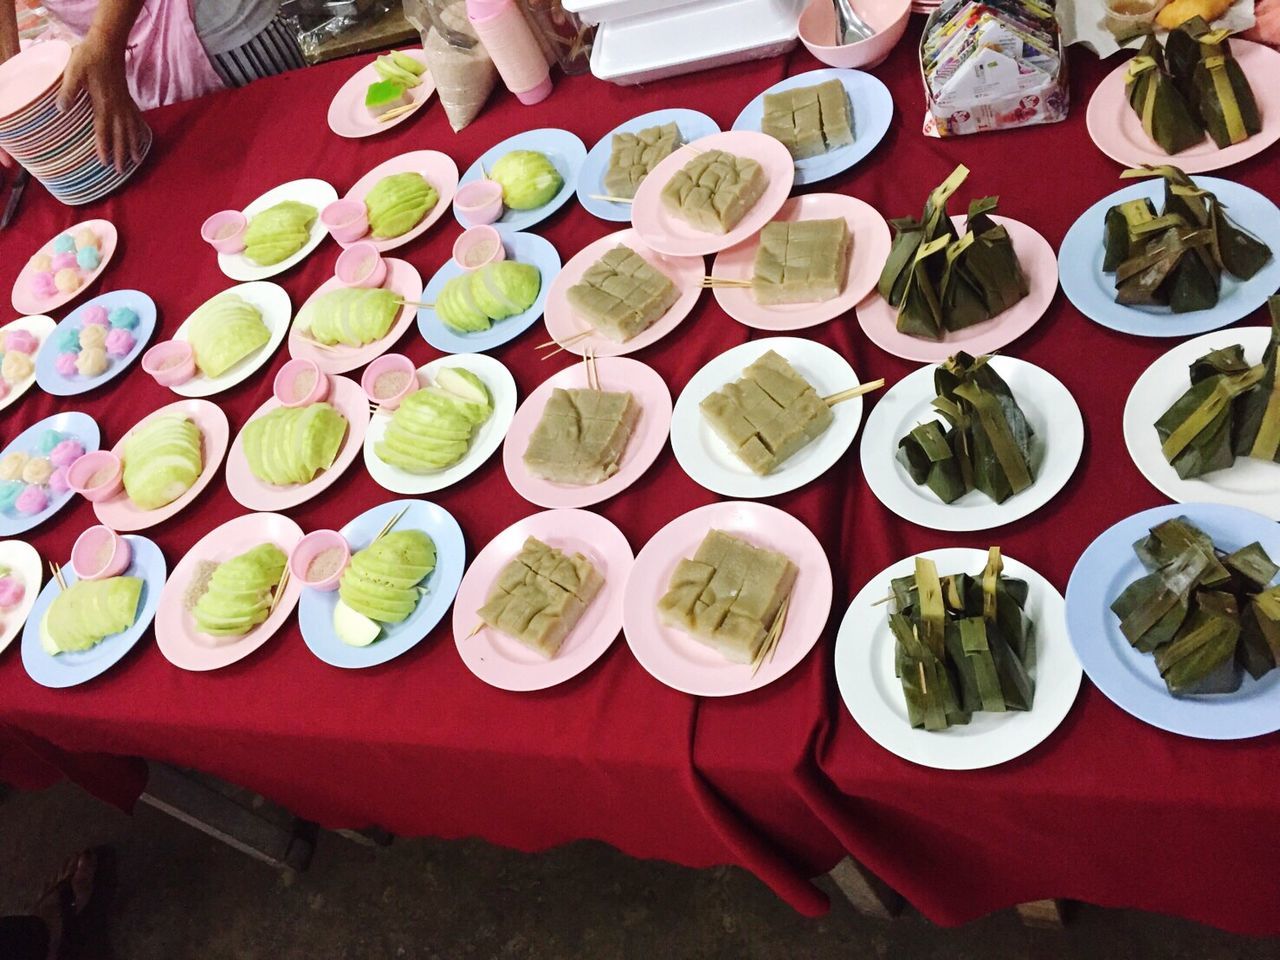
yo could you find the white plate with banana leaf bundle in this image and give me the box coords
[362,354,517,496]
[1123,324,1279,520]
[859,357,1084,532]
[835,548,1082,770]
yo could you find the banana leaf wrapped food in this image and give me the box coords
[1143,165,1273,280]
[891,549,1034,732]
[1110,516,1280,694]
[1113,222,1219,312]
[1232,297,1280,464]
[1125,37,1205,155]
[1167,23,1262,149]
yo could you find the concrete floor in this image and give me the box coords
[2,783,1278,960]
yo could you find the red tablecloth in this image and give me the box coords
[1,24,1278,934]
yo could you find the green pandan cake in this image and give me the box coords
[123,414,203,511]
[241,403,348,487]
[365,172,438,239]
[435,261,540,333]
[41,576,144,654]
[243,201,317,266]
[186,293,270,378]
[192,543,287,639]
[301,288,400,347]
[376,367,492,474]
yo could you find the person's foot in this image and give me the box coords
[29,850,98,959]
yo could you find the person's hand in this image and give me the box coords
[57,35,145,172]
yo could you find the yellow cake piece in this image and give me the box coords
[751,218,852,306]
[522,387,640,486]
[604,123,683,200]
[659,150,769,235]
[761,79,854,160]
[566,245,679,342]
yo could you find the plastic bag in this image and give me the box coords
[404,0,498,131]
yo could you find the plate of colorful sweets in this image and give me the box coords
[0,539,42,655]
[455,128,586,234]
[11,220,117,315]
[327,48,435,139]
[165,282,291,397]
[0,412,100,537]
[34,291,154,396]
[0,315,55,412]
[217,179,337,282]
[336,150,459,252]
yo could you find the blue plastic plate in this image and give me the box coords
[1058,176,1280,337]
[576,109,721,222]
[455,127,586,234]
[34,290,156,397]
[1065,502,1280,740]
[0,411,100,537]
[21,534,165,688]
[418,231,560,354]
[298,498,465,669]
[731,68,894,186]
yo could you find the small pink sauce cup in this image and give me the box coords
[142,341,197,387]
[71,524,131,581]
[201,210,247,254]
[335,241,387,288]
[290,530,350,592]
[274,358,330,408]
[361,353,418,412]
[454,179,504,226]
[452,225,506,271]
[67,451,124,503]
[322,199,369,243]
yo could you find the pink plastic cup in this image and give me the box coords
[201,210,247,254]
[452,225,506,270]
[289,529,350,592]
[454,179,504,226]
[67,451,124,503]
[335,241,388,288]
[70,524,132,580]
[322,199,369,243]
[142,340,197,386]
[274,358,330,408]
[361,353,419,411]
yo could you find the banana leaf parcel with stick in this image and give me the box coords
[1232,296,1280,464]
[1125,37,1205,155]
[1184,27,1261,149]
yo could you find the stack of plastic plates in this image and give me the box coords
[0,41,152,206]
[913,1,942,14]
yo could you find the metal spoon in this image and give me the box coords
[833,0,877,43]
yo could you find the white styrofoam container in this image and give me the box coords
[589,0,804,85]
[564,0,692,27]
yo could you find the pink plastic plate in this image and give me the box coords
[710,193,891,331]
[542,227,705,357]
[153,512,304,671]
[225,375,370,511]
[856,215,1058,363]
[11,219,119,315]
[326,48,435,139]
[630,131,796,257]
[0,314,55,413]
[502,356,672,508]
[1086,39,1280,175]
[452,509,633,691]
[0,40,69,121]
[337,150,458,253]
[288,258,423,374]
[93,399,230,532]
[621,501,833,697]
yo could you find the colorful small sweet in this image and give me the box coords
[49,439,84,468]
[4,330,38,354]
[79,325,105,350]
[82,306,109,327]
[76,246,100,271]
[0,380,8,400]
[49,467,70,493]
[28,253,51,273]
[21,457,52,485]
[0,480,21,511]
[74,228,97,250]
[51,252,77,272]
[31,273,57,299]
[105,328,135,358]
[1,351,33,383]
[54,269,81,294]
[52,234,76,254]
[14,485,48,515]
[0,573,24,609]
[35,431,64,456]
[53,327,81,353]
[76,346,108,376]
[55,353,78,377]
[108,307,139,330]
[0,452,29,480]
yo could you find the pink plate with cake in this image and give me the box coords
[327,48,435,139]
[337,151,458,252]
[0,539,42,656]
[154,512,304,671]
[710,193,891,331]
[621,501,832,697]
[11,219,118,315]
[1086,39,1280,175]
[225,375,371,511]
[452,509,633,692]
[630,131,795,258]
[93,400,230,532]
[0,314,55,413]
[542,227,705,357]
[501,356,672,509]
[856,215,1058,363]
[288,258,422,374]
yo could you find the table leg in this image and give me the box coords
[823,856,903,919]
[1014,899,1067,928]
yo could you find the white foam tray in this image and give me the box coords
[589,0,804,85]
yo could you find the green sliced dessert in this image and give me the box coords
[191,543,288,639]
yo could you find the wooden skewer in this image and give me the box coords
[588,347,600,391]
[373,504,411,543]
[268,564,291,614]
[376,102,418,123]
[751,592,791,676]
[49,561,67,591]
[398,299,435,310]
[536,330,592,352]
[823,378,885,407]
[700,276,753,288]
[588,194,633,204]
[918,660,928,696]
[463,622,484,640]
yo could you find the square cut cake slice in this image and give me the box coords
[603,123,683,199]
[698,350,834,475]
[522,387,640,485]
[751,218,852,306]
[657,529,797,664]
[477,536,604,658]
[566,245,680,342]
[659,150,769,234]
[761,79,854,160]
